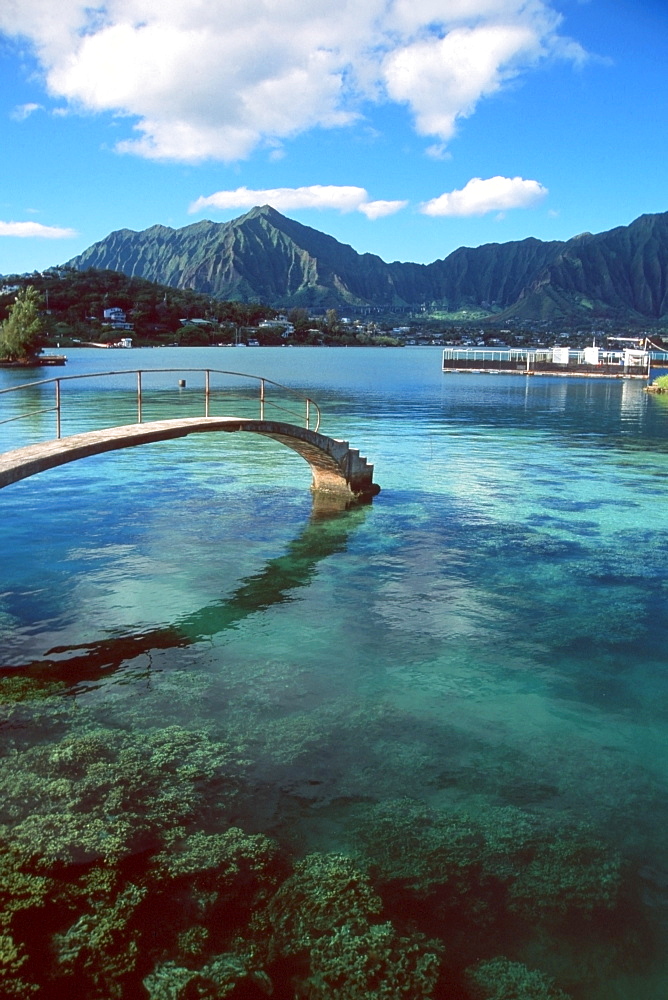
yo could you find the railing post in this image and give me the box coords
[55,379,61,439]
[205,370,210,417]
[260,378,265,421]
[305,398,310,429]
[137,371,142,423]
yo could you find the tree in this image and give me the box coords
[324,308,340,333]
[288,307,310,331]
[0,285,47,361]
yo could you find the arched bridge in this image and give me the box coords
[0,368,380,500]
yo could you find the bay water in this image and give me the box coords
[2,346,668,998]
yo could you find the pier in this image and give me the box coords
[442,345,657,378]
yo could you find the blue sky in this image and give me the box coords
[0,0,666,276]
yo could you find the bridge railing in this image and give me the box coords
[0,368,321,446]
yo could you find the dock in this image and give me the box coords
[442,346,657,379]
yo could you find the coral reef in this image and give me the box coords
[305,920,442,1000]
[143,852,442,999]
[0,931,37,998]
[0,725,248,865]
[350,798,483,898]
[0,695,632,1000]
[504,824,621,920]
[253,852,443,999]
[148,826,286,952]
[350,799,622,929]
[144,952,273,1000]
[465,956,571,1000]
[0,721,255,996]
[53,881,146,998]
[258,853,384,953]
[0,674,66,705]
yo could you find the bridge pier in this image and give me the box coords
[235,419,379,498]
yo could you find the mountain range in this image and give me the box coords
[64,206,668,323]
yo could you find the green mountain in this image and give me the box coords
[63,206,668,321]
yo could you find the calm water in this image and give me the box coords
[2,347,668,999]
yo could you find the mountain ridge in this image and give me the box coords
[63,206,668,322]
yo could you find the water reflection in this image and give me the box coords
[3,493,369,688]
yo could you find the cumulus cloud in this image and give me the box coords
[0,221,78,238]
[420,175,548,216]
[383,22,546,141]
[190,185,407,219]
[0,0,587,162]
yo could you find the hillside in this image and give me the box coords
[62,206,668,322]
[0,268,277,345]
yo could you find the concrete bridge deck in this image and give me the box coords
[0,416,380,499]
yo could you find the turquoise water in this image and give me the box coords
[2,347,668,998]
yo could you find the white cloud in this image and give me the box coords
[383,23,544,141]
[0,0,587,162]
[190,185,407,218]
[0,221,78,238]
[358,199,409,220]
[420,175,548,216]
[10,102,42,121]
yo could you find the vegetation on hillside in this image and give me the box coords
[0,268,275,346]
[0,270,403,348]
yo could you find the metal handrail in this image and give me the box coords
[0,368,321,439]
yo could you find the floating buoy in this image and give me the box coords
[178,379,186,387]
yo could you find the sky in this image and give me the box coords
[0,0,667,276]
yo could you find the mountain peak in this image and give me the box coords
[62,210,668,320]
[240,204,285,222]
